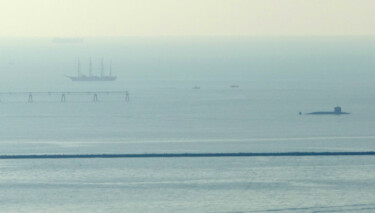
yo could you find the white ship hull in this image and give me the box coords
[67,75,117,81]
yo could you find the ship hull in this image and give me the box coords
[306,112,350,115]
[67,76,117,81]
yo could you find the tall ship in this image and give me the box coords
[66,58,117,81]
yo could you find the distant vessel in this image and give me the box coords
[307,106,350,115]
[53,37,83,44]
[66,58,117,81]
[192,86,200,89]
[230,85,239,88]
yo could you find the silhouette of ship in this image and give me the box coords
[66,58,117,81]
[307,106,350,115]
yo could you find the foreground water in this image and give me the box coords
[1,157,375,212]
[0,37,374,212]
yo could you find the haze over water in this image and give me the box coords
[0,37,374,212]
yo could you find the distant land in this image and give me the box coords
[52,37,84,44]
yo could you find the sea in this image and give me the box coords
[0,36,374,212]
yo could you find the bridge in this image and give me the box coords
[0,91,129,103]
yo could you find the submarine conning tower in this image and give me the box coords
[334,106,342,114]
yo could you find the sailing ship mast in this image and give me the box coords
[77,58,81,76]
[110,60,112,77]
[101,58,104,77]
[89,57,92,77]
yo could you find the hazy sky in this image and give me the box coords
[0,0,373,37]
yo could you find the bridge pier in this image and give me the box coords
[28,94,33,103]
[125,91,130,102]
[93,93,98,102]
[61,94,66,102]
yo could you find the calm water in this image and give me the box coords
[0,37,374,212]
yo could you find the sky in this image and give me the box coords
[0,0,373,37]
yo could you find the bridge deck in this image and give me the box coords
[0,91,129,102]
[0,91,127,95]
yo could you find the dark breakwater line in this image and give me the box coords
[1,152,375,159]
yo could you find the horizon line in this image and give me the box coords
[0,35,374,39]
[2,152,375,159]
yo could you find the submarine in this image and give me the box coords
[306,106,350,115]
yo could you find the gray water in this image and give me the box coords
[0,37,374,212]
